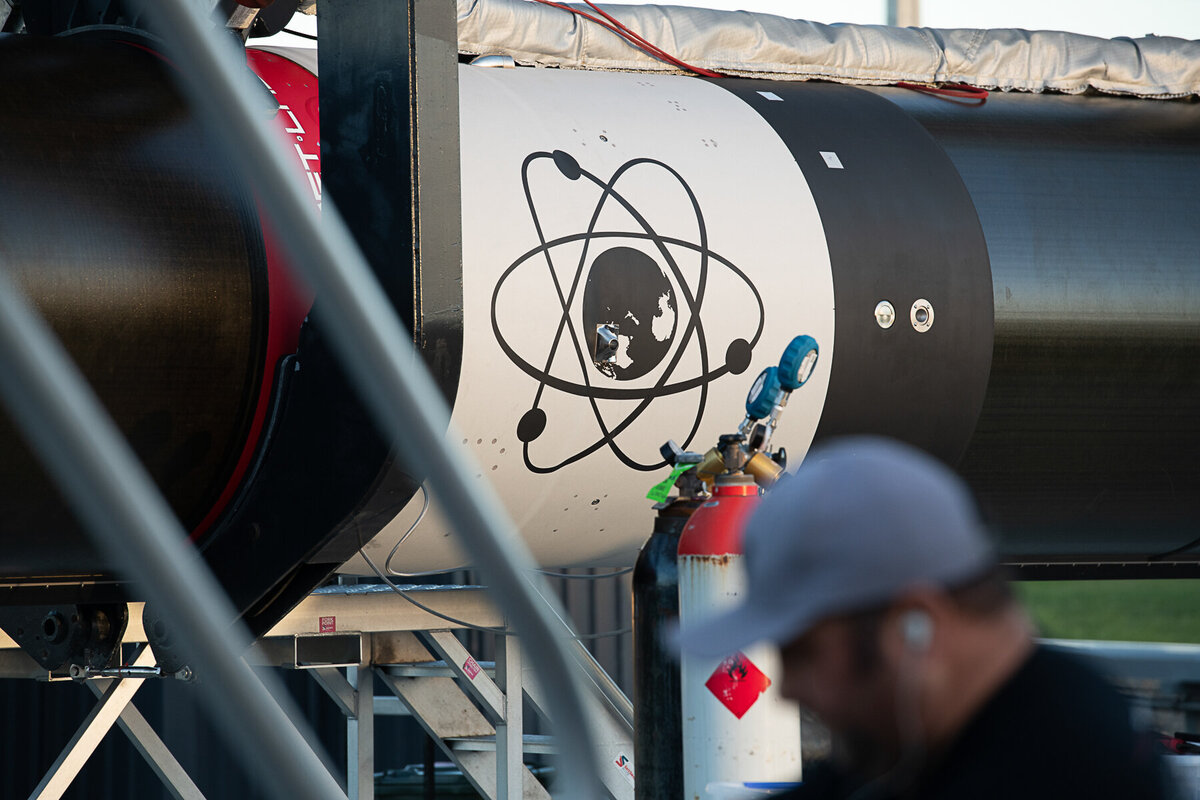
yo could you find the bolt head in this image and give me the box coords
[874,301,895,329]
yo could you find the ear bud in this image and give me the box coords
[901,610,933,653]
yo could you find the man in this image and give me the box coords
[676,437,1168,799]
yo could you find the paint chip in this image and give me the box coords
[819,151,844,169]
[757,90,783,102]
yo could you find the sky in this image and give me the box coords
[267,0,1200,46]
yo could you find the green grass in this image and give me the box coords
[1016,581,1200,644]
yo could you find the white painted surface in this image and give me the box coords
[348,66,834,573]
[679,553,802,799]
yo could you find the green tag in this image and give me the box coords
[646,463,696,503]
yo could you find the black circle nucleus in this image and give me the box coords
[582,246,678,381]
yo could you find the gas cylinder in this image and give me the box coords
[677,472,801,800]
[633,495,702,800]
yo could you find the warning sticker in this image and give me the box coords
[319,616,336,633]
[463,657,482,680]
[705,652,771,719]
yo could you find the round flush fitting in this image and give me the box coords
[910,299,934,333]
[874,301,896,329]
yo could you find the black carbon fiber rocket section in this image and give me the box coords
[716,79,995,466]
[0,35,268,578]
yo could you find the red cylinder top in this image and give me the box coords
[677,477,761,556]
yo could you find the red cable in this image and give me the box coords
[896,81,989,103]
[526,0,989,101]
[528,0,726,79]
[578,0,725,78]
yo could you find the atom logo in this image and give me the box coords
[491,150,764,473]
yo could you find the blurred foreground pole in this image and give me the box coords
[146,0,603,797]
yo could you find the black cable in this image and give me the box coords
[360,526,632,638]
[281,26,318,41]
[360,544,508,634]
[537,566,635,580]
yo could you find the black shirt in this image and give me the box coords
[781,646,1168,800]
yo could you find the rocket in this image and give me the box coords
[0,23,1197,669]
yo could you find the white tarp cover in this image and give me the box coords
[457,0,1200,98]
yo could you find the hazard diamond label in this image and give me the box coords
[705,652,771,719]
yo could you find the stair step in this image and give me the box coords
[387,660,495,678]
[446,734,558,755]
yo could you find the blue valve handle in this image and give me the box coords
[778,335,819,392]
[745,366,783,420]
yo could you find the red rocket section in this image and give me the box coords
[190,49,319,540]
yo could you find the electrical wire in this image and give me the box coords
[537,566,635,580]
[281,27,318,41]
[366,484,634,635]
[383,484,636,582]
[366,547,635,640]
[361,541,509,634]
[520,1,991,103]
[289,11,985,105]
[527,0,726,78]
[363,540,636,640]
[384,484,465,578]
[285,8,986,104]
[896,81,989,104]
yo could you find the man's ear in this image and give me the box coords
[900,610,934,654]
[884,586,942,661]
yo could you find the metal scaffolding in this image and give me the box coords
[1,585,634,800]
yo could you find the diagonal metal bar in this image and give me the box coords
[0,279,346,799]
[31,648,156,800]
[86,681,207,800]
[311,667,358,719]
[141,1,602,796]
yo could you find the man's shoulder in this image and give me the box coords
[1010,646,1141,738]
[931,645,1168,799]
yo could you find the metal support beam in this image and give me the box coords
[30,648,155,800]
[347,665,375,800]
[86,680,207,800]
[311,667,358,718]
[496,636,523,800]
